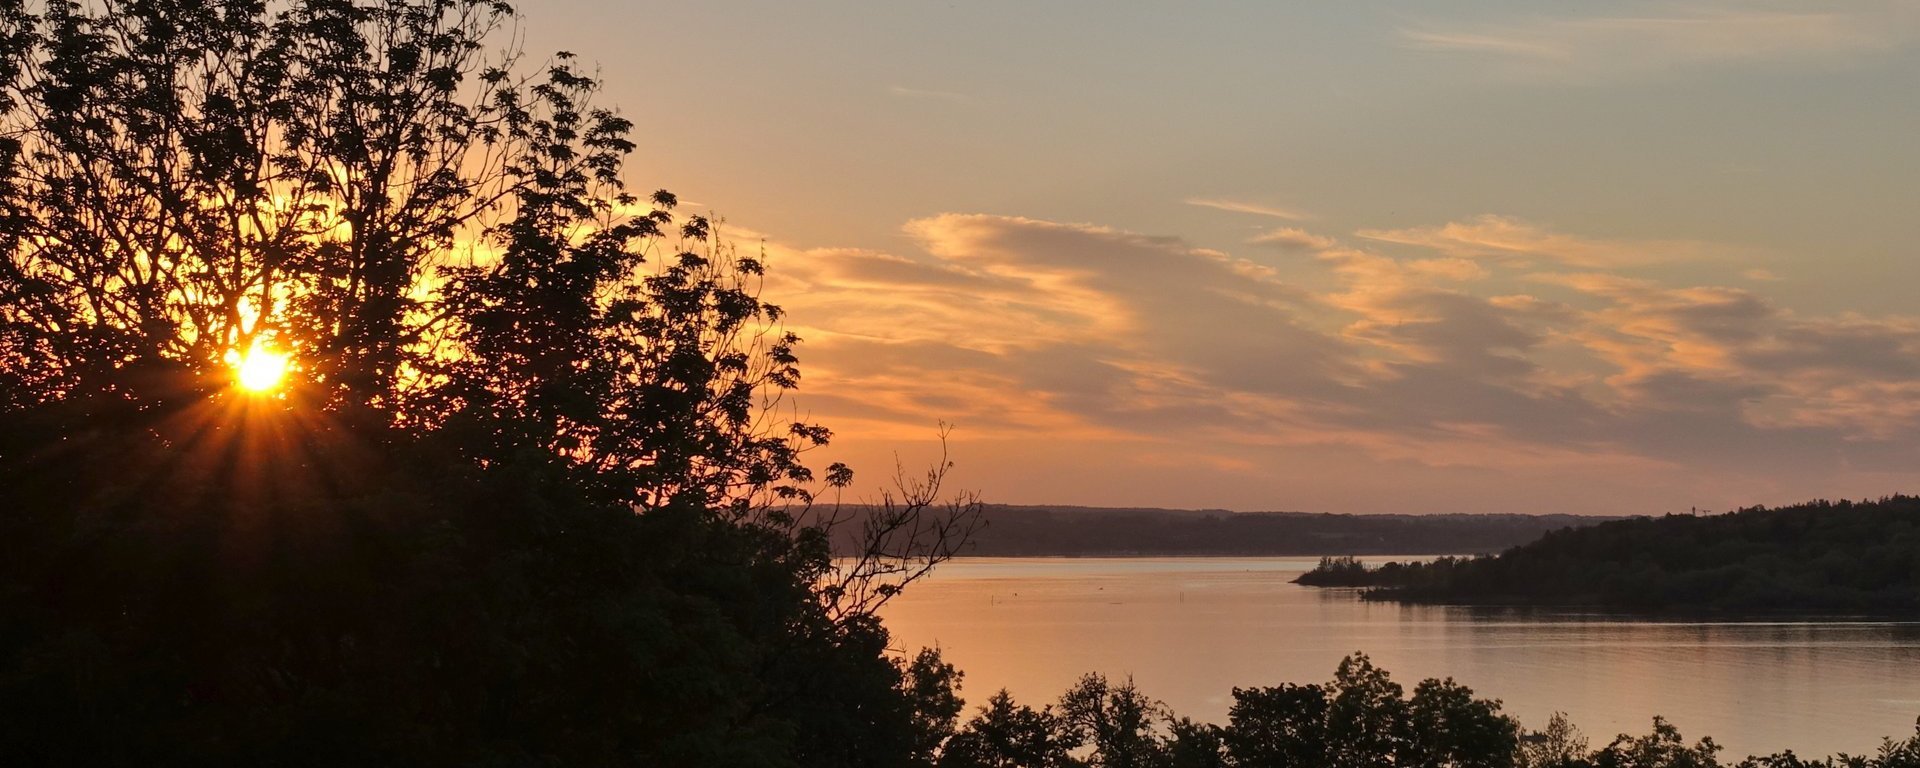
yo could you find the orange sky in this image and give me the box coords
[515,1,1920,515]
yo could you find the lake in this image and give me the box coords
[879,556,1920,759]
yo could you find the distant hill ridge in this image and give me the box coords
[1297,495,1920,614]
[822,503,1617,557]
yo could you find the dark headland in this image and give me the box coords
[1295,496,1920,615]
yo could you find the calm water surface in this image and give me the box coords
[879,557,1920,759]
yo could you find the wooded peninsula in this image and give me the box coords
[1297,496,1920,614]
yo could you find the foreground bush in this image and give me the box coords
[928,655,1920,768]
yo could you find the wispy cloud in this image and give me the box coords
[887,85,974,103]
[1400,30,1570,59]
[1400,3,1918,79]
[1249,227,1337,252]
[1357,215,1737,268]
[1185,197,1314,221]
[765,211,1920,513]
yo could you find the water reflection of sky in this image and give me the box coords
[881,557,1920,759]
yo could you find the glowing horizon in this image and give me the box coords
[511,1,1920,515]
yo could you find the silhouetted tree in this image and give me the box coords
[941,657,1916,768]
[1402,678,1519,768]
[1520,713,1592,768]
[1225,683,1332,767]
[901,647,969,763]
[1221,653,1516,768]
[1730,719,1920,768]
[1058,673,1176,768]
[1591,718,1721,768]
[1324,653,1410,768]
[1295,555,1373,586]
[941,690,1083,768]
[0,1,976,765]
[1164,718,1230,768]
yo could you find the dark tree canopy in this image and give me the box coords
[929,656,1920,768]
[0,0,844,515]
[0,1,976,765]
[1298,497,1920,614]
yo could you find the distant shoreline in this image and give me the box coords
[936,552,1473,559]
[829,503,1618,558]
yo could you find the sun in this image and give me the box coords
[231,344,291,393]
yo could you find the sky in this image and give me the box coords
[522,1,1920,515]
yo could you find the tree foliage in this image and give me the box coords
[926,657,1919,768]
[1299,497,1920,614]
[942,690,1084,768]
[0,1,976,764]
[0,0,857,516]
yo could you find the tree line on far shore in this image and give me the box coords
[826,506,1612,558]
[1295,497,1920,614]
